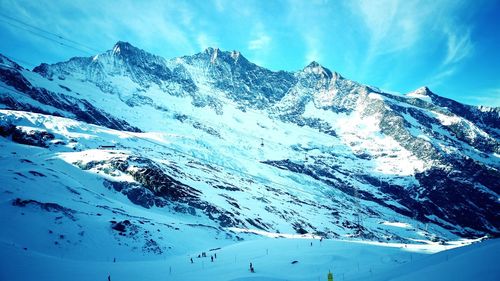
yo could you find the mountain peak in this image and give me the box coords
[305,61,321,68]
[406,86,435,103]
[0,54,23,71]
[202,47,246,65]
[204,47,218,54]
[112,41,141,56]
[416,86,432,95]
[303,61,334,79]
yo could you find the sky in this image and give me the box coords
[0,0,499,106]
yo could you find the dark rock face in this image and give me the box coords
[33,41,197,96]
[0,119,15,136]
[12,198,76,220]
[423,89,500,138]
[111,220,132,232]
[0,66,141,133]
[117,157,201,203]
[263,159,413,217]
[11,127,55,148]
[28,88,141,132]
[91,158,243,228]
[192,122,221,138]
[0,67,32,92]
[415,159,500,235]
[104,180,165,209]
[263,155,500,237]
[183,48,297,110]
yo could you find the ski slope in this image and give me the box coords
[0,233,495,281]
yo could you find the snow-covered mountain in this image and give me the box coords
[0,41,499,262]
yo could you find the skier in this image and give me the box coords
[214,253,217,259]
[107,274,111,281]
[250,262,255,273]
[190,258,193,263]
[113,257,116,263]
[211,256,214,262]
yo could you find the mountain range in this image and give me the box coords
[0,42,499,258]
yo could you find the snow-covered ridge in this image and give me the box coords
[406,86,433,103]
[0,41,499,253]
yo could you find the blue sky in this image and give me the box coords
[0,0,499,106]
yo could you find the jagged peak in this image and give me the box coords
[204,47,220,63]
[406,86,435,103]
[202,47,246,65]
[111,41,145,58]
[0,54,23,71]
[414,86,432,95]
[230,50,240,62]
[303,61,335,79]
[204,47,218,54]
[305,61,321,68]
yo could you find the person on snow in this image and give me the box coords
[250,262,255,273]
[211,256,214,262]
[190,258,193,263]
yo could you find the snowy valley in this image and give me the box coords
[0,41,499,280]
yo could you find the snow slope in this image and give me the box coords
[0,229,494,281]
[0,41,499,280]
[363,238,499,281]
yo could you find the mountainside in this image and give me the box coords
[1,42,499,258]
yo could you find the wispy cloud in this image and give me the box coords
[348,0,476,90]
[461,87,500,107]
[197,33,218,51]
[248,34,271,50]
[245,19,274,66]
[428,21,474,87]
[354,0,421,58]
[304,33,321,63]
[426,67,457,88]
[442,27,474,66]
[1,0,198,58]
[285,0,325,65]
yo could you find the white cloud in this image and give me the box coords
[443,27,473,66]
[348,0,476,89]
[1,0,197,57]
[248,34,271,50]
[426,67,457,87]
[285,0,325,66]
[461,88,500,107]
[197,33,218,50]
[304,34,321,64]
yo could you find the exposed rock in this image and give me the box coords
[12,127,55,148]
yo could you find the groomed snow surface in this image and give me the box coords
[1,235,497,281]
